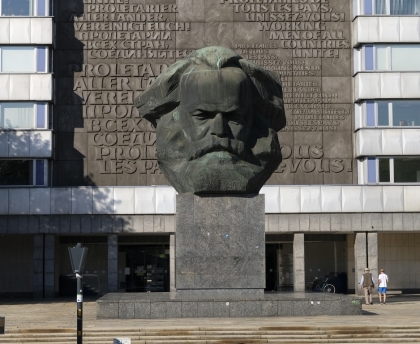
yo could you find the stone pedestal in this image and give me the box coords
[97,193,364,319]
[96,292,363,319]
[175,194,265,295]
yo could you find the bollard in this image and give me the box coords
[113,338,131,344]
[0,316,5,334]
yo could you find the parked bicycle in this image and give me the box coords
[305,277,336,293]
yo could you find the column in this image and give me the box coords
[354,232,378,295]
[354,232,367,296]
[108,235,118,293]
[367,232,378,287]
[346,234,356,293]
[170,234,175,292]
[293,233,305,292]
[33,234,44,298]
[44,234,55,298]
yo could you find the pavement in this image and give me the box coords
[0,293,419,331]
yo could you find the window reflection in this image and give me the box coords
[0,47,48,73]
[1,0,32,16]
[394,158,420,182]
[370,157,420,183]
[375,46,388,70]
[393,101,420,127]
[1,47,35,72]
[366,101,420,127]
[391,0,420,14]
[374,0,420,14]
[377,102,389,126]
[1,103,34,129]
[391,45,420,71]
[0,160,33,185]
[379,159,390,182]
[364,45,420,71]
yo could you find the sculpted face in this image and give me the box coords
[179,68,252,144]
[153,67,282,194]
[135,46,285,194]
[177,68,253,165]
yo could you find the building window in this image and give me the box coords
[363,100,420,127]
[364,157,420,183]
[356,45,420,72]
[0,159,47,186]
[361,0,420,14]
[1,0,49,16]
[0,47,48,73]
[0,103,48,129]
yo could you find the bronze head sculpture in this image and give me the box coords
[135,46,286,194]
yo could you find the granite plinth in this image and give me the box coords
[176,288,264,296]
[96,292,363,319]
[176,194,265,293]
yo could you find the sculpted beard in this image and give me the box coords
[155,116,265,193]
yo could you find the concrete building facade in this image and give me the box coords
[0,0,420,298]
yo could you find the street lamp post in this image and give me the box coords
[68,243,88,344]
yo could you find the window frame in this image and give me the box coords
[363,157,393,184]
[362,100,420,128]
[0,159,48,187]
[0,0,50,17]
[0,46,49,73]
[359,0,419,15]
[362,157,420,184]
[358,44,420,72]
[0,102,49,130]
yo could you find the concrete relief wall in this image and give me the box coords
[54,0,354,186]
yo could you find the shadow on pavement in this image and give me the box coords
[0,295,100,306]
[384,294,420,303]
[362,310,379,315]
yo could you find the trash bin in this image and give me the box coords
[0,316,5,334]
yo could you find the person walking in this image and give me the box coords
[378,268,389,305]
[360,267,375,305]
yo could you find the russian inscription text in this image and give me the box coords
[62,0,352,184]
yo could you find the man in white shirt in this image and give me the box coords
[378,268,389,305]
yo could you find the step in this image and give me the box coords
[2,327,420,344]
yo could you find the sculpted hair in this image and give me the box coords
[135,46,286,131]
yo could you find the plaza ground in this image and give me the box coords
[1,293,419,329]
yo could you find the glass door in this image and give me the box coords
[118,245,169,292]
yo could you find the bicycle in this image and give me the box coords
[305,277,336,293]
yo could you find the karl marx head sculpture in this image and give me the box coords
[135,46,286,194]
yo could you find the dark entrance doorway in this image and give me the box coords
[305,234,348,293]
[266,234,294,291]
[117,236,170,293]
